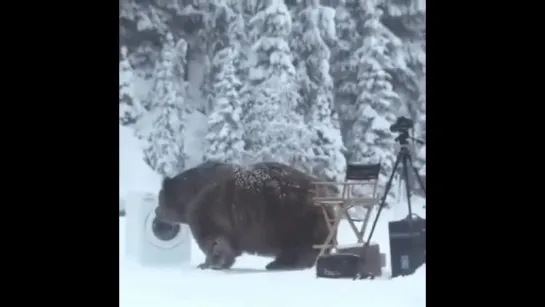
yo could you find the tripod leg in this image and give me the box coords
[401,154,413,219]
[407,155,426,195]
[402,154,418,273]
[364,153,403,248]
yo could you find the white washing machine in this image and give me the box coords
[124,192,191,266]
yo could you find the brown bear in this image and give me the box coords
[154,161,237,224]
[161,162,337,271]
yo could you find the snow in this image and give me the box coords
[186,48,209,112]
[120,1,426,302]
[121,113,206,190]
[137,14,154,31]
[120,123,425,306]
[119,124,162,203]
[385,0,426,17]
[120,191,425,307]
[183,110,208,168]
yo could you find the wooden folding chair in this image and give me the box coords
[312,163,382,262]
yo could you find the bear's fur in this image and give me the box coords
[184,162,337,271]
[154,161,237,224]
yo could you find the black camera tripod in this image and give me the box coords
[356,122,426,279]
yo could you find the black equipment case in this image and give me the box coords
[316,253,377,279]
[317,253,369,279]
[389,214,426,278]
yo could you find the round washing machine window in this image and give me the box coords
[152,218,180,241]
[144,211,189,249]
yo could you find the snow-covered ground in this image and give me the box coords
[120,213,425,307]
[119,123,425,307]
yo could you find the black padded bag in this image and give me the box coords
[316,253,374,279]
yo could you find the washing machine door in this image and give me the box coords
[144,210,189,249]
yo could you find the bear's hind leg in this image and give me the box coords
[265,250,298,270]
[265,248,319,271]
[293,249,320,269]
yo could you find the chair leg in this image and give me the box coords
[359,206,374,240]
[314,214,342,265]
[344,207,364,243]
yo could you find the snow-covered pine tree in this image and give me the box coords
[222,0,248,86]
[119,46,144,126]
[203,1,247,163]
[204,0,246,57]
[141,33,188,177]
[202,0,246,94]
[241,0,312,166]
[330,0,362,145]
[288,0,306,116]
[348,3,403,199]
[379,0,426,179]
[240,0,265,79]
[241,0,268,36]
[200,0,246,113]
[414,90,425,177]
[120,0,175,114]
[292,0,346,182]
[204,44,245,163]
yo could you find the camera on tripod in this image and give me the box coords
[356,115,426,280]
[389,116,414,133]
